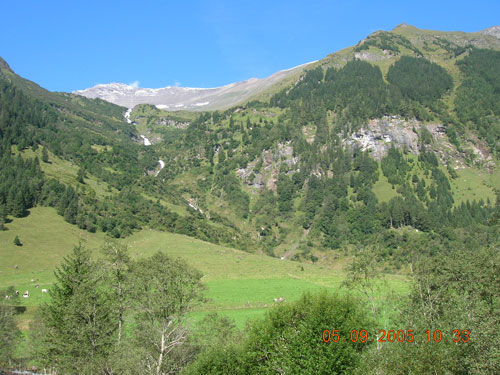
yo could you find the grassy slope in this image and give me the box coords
[372,151,500,207]
[372,167,398,203]
[0,207,408,328]
[15,147,117,198]
[451,167,500,204]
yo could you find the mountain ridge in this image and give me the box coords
[73,24,500,112]
[1,24,500,260]
[73,61,316,111]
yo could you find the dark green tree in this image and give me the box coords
[77,168,86,184]
[41,146,49,163]
[12,191,26,218]
[13,235,21,246]
[0,287,21,369]
[186,292,372,375]
[33,243,117,374]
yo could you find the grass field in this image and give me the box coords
[451,167,500,204]
[372,167,398,203]
[0,207,409,331]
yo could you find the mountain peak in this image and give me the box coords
[480,26,500,38]
[392,23,416,30]
[0,56,13,73]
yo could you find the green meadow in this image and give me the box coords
[1,207,409,330]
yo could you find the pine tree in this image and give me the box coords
[76,168,85,184]
[41,146,49,163]
[13,235,21,246]
[33,244,117,373]
[12,190,25,218]
[0,291,21,367]
[0,203,7,221]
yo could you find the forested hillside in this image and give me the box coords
[1,25,500,374]
[2,27,500,264]
[0,61,251,249]
[132,44,500,266]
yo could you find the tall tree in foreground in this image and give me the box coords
[0,287,21,370]
[341,245,387,349]
[33,243,117,374]
[130,252,205,375]
[101,240,131,346]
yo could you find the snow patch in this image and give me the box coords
[194,102,209,106]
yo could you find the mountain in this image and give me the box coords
[73,61,315,111]
[124,24,500,259]
[73,24,500,113]
[479,25,500,38]
[3,23,500,374]
[2,24,500,262]
[0,57,250,250]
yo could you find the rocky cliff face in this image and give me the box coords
[236,116,495,191]
[348,117,423,160]
[238,141,299,192]
[346,116,494,170]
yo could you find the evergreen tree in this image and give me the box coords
[33,243,117,374]
[13,235,21,246]
[41,146,49,163]
[12,191,26,218]
[77,168,86,184]
[0,289,21,368]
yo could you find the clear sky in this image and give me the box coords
[1,0,499,92]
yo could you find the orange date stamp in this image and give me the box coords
[322,329,470,343]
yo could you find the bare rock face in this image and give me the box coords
[480,26,500,39]
[238,141,299,191]
[354,51,391,62]
[347,117,422,160]
[346,116,494,170]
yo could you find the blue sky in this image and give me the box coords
[1,0,499,92]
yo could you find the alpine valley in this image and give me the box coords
[1,23,500,374]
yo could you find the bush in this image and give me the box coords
[186,292,373,374]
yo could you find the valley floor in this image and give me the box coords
[0,207,409,330]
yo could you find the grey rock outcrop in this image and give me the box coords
[347,117,422,160]
[480,26,500,39]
